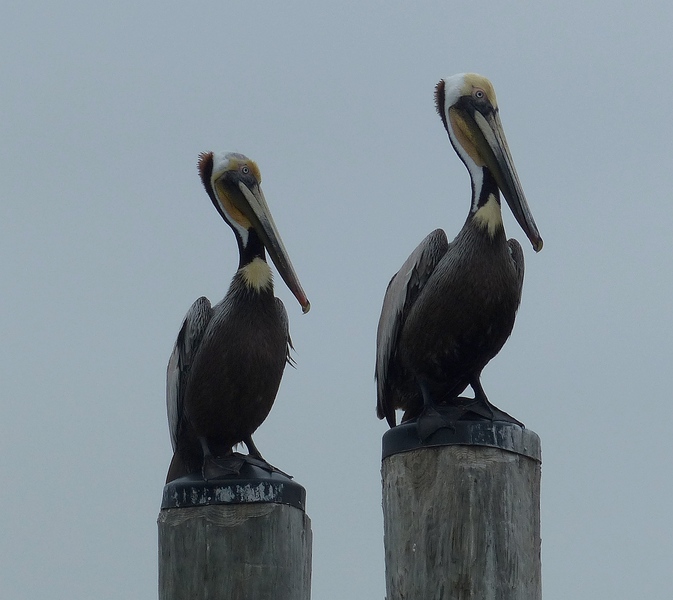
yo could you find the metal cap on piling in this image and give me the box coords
[161,461,307,511]
[382,419,541,462]
[158,460,312,600]
[382,419,542,600]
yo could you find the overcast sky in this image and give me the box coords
[2,2,672,599]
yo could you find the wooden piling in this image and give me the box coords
[158,467,312,600]
[381,421,541,600]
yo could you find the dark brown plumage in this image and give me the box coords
[376,74,541,430]
[166,152,309,483]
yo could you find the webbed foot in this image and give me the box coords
[484,402,524,427]
[240,435,291,477]
[468,376,524,427]
[202,453,246,480]
[415,403,456,441]
[243,454,292,479]
[415,396,523,440]
[201,452,293,480]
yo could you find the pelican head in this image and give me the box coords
[198,151,310,313]
[435,73,543,252]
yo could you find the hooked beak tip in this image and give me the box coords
[301,300,311,314]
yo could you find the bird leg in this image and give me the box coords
[196,435,291,479]
[468,376,525,428]
[199,436,244,480]
[242,435,292,478]
[243,435,265,461]
[415,379,457,440]
[414,375,524,440]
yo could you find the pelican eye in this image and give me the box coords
[474,89,485,100]
[241,165,250,175]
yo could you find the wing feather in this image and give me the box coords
[507,238,525,300]
[275,297,295,367]
[166,297,212,451]
[375,229,449,426]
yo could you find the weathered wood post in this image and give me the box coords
[381,421,541,599]
[158,463,312,599]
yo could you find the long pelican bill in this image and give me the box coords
[234,181,311,313]
[470,110,543,252]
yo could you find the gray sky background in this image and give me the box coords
[2,2,672,598]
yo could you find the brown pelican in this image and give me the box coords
[375,74,543,433]
[166,152,309,483]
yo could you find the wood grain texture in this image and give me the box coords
[158,504,312,600]
[382,444,541,600]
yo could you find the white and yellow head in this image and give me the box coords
[198,152,263,246]
[435,73,543,252]
[197,151,310,312]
